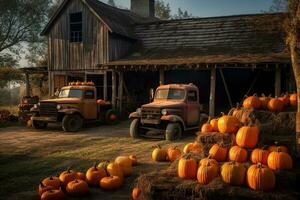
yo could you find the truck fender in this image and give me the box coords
[129,111,140,119]
[161,115,185,129]
[58,109,82,116]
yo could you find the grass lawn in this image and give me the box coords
[0,121,196,200]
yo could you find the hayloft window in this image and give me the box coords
[70,12,82,43]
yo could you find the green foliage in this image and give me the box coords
[173,8,193,19]
[155,0,171,19]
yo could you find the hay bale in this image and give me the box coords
[273,112,296,135]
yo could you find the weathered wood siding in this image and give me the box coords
[108,34,135,61]
[48,0,109,71]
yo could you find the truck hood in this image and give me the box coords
[142,101,184,109]
[41,98,81,104]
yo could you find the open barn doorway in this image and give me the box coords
[86,74,104,99]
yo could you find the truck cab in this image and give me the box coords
[30,82,116,132]
[129,83,207,141]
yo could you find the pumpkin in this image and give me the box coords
[178,155,197,179]
[243,94,262,109]
[97,99,106,105]
[86,163,107,186]
[289,92,297,107]
[86,81,94,86]
[98,160,110,170]
[278,93,290,106]
[152,145,168,162]
[267,148,293,170]
[197,161,219,184]
[235,123,259,148]
[167,146,181,162]
[41,189,64,200]
[267,97,284,112]
[38,182,56,196]
[210,118,219,132]
[115,156,133,176]
[76,172,86,180]
[199,155,218,167]
[66,179,89,196]
[209,144,227,162]
[259,94,272,109]
[42,176,60,189]
[59,168,77,187]
[201,118,214,133]
[217,114,240,134]
[247,163,276,191]
[228,146,248,163]
[132,187,141,200]
[100,176,123,190]
[268,143,288,153]
[129,155,138,166]
[251,147,270,165]
[75,81,81,86]
[221,161,246,185]
[183,142,202,154]
[107,162,124,179]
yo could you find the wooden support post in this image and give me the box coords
[275,64,281,97]
[112,71,117,110]
[25,72,30,96]
[118,71,124,114]
[103,71,107,100]
[209,68,216,117]
[219,68,233,108]
[159,68,164,85]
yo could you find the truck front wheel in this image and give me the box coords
[165,123,182,141]
[62,114,83,132]
[130,119,142,138]
[32,121,48,129]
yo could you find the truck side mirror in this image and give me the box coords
[149,88,154,102]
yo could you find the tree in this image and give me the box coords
[173,8,193,19]
[107,0,116,7]
[155,0,171,20]
[269,0,288,12]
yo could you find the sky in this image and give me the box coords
[100,0,274,17]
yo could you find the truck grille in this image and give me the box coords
[40,102,58,116]
[141,108,161,124]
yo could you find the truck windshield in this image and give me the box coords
[155,89,185,100]
[59,89,82,98]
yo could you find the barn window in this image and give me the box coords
[70,12,82,42]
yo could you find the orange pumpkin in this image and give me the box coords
[228,146,248,163]
[167,146,181,162]
[41,189,64,200]
[267,97,284,112]
[268,143,288,153]
[236,123,259,148]
[210,118,219,132]
[247,163,275,191]
[59,168,77,188]
[243,94,261,109]
[267,149,293,170]
[106,162,124,179]
[76,172,86,180]
[197,162,219,184]
[66,179,89,196]
[183,142,202,154]
[221,161,246,185]
[251,147,270,165]
[41,176,60,189]
[289,92,297,107]
[152,145,168,162]
[278,93,290,106]
[209,144,227,162]
[259,94,271,109]
[132,187,141,200]
[86,164,107,186]
[100,176,123,190]
[217,114,240,134]
[129,155,138,166]
[178,155,197,179]
[38,182,56,196]
[115,156,133,176]
[201,118,214,133]
[97,99,106,105]
[199,155,218,167]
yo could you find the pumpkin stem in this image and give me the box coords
[67,167,72,173]
[40,182,45,188]
[207,116,211,123]
[277,147,282,152]
[49,176,53,180]
[262,145,268,150]
[253,93,257,97]
[94,162,98,170]
[261,93,265,97]
[257,162,262,169]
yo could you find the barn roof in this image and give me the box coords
[41,0,157,38]
[106,12,290,66]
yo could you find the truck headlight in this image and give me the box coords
[161,109,167,115]
[33,104,38,109]
[56,104,62,110]
[136,108,141,114]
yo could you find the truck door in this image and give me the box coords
[186,90,200,126]
[83,89,97,120]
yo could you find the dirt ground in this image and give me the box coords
[0,121,196,200]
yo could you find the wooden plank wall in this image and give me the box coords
[48,0,109,71]
[108,34,134,61]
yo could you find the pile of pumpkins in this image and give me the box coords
[182,113,294,192]
[242,92,297,112]
[37,155,138,200]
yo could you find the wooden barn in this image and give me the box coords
[41,0,294,116]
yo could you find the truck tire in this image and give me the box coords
[62,114,83,132]
[32,120,48,129]
[130,119,141,138]
[105,109,118,125]
[165,123,182,141]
